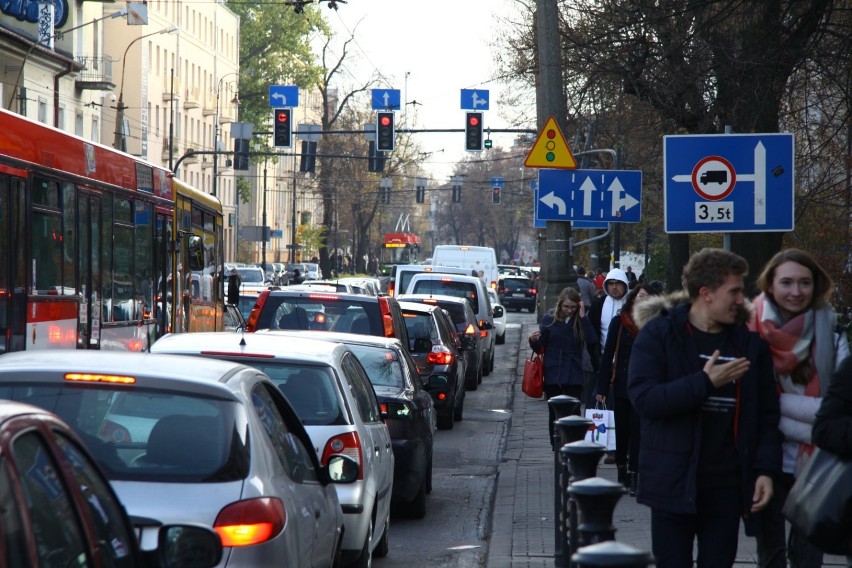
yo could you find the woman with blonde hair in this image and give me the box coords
[529,287,598,446]
[749,248,850,568]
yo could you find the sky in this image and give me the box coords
[318,0,530,182]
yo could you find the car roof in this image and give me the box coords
[408,273,483,285]
[152,331,352,365]
[397,293,471,306]
[265,289,381,302]
[256,329,404,351]
[397,301,439,314]
[0,351,254,397]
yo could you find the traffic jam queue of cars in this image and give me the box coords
[0,263,504,567]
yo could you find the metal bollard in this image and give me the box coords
[550,397,582,568]
[561,440,606,567]
[567,477,627,548]
[552,415,593,567]
[572,541,654,568]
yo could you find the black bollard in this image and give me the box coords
[552,417,594,567]
[555,415,594,450]
[561,440,605,566]
[572,541,654,568]
[550,397,582,567]
[567,477,627,548]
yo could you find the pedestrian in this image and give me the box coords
[528,287,597,448]
[593,269,606,290]
[748,248,850,568]
[291,268,304,285]
[594,282,662,493]
[625,266,638,289]
[627,248,782,568]
[811,355,852,560]
[576,266,597,308]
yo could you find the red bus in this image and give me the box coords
[383,231,421,264]
[0,108,224,353]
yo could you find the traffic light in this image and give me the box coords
[492,186,501,204]
[273,108,292,148]
[416,185,425,204]
[233,138,249,171]
[465,112,483,151]
[452,185,461,203]
[376,111,395,152]
[299,140,317,172]
[380,186,391,204]
[367,141,386,172]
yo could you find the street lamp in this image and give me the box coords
[213,72,240,199]
[113,25,178,151]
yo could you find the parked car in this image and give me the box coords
[498,276,537,313]
[399,301,469,429]
[397,293,484,390]
[487,288,507,344]
[151,333,394,567]
[0,400,223,568]
[245,289,410,347]
[261,330,436,517]
[304,263,322,280]
[405,273,495,376]
[0,351,355,567]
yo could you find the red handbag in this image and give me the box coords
[522,352,544,398]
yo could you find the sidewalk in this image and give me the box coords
[486,322,847,567]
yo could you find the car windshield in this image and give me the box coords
[345,344,405,388]
[411,280,478,310]
[503,278,531,291]
[402,312,437,351]
[0,383,247,483]
[239,363,347,426]
[257,296,380,335]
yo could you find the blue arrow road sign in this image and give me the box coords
[461,89,490,110]
[536,169,642,223]
[269,85,299,107]
[664,133,794,233]
[490,176,504,188]
[372,89,401,110]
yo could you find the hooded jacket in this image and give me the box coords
[589,268,630,366]
[627,293,782,528]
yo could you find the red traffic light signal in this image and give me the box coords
[465,112,483,152]
[492,186,501,204]
[273,108,292,148]
[376,111,395,152]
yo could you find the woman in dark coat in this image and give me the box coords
[529,287,597,445]
[595,283,661,493]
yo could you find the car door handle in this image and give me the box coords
[374,445,380,455]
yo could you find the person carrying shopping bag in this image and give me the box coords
[595,282,662,494]
[749,248,850,568]
[529,287,597,449]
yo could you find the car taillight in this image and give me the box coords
[531,288,537,294]
[245,290,270,332]
[427,349,453,365]
[213,498,286,547]
[379,298,394,337]
[490,281,497,290]
[322,432,363,480]
[388,282,395,296]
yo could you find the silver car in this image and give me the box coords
[0,350,355,567]
[152,332,395,568]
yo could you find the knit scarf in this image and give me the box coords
[750,293,820,471]
[620,311,639,338]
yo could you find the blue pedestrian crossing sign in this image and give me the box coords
[664,133,794,233]
[536,169,642,223]
[372,89,401,110]
[461,89,489,110]
[269,85,299,107]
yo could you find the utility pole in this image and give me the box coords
[536,0,575,319]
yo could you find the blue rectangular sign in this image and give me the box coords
[269,85,299,107]
[490,176,504,188]
[663,133,794,233]
[460,89,489,110]
[536,169,643,223]
[371,89,401,110]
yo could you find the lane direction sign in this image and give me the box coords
[268,85,299,108]
[371,89,401,110]
[460,89,490,110]
[536,169,642,222]
[664,133,794,233]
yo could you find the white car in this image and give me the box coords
[487,289,507,345]
[0,351,355,567]
[152,332,394,568]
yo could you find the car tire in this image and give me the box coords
[465,370,478,391]
[437,408,454,430]
[476,363,483,385]
[331,532,344,568]
[454,393,464,421]
[374,516,390,558]
[350,518,372,568]
[408,483,427,519]
[496,332,505,345]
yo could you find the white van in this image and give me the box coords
[389,264,479,297]
[431,245,499,291]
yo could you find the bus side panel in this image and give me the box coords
[27,300,78,349]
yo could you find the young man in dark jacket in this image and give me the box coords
[627,248,782,568]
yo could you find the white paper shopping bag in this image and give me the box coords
[584,404,616,451]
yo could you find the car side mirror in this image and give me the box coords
[326,454,359,484]
[158,524,223,568]
[493,306,504,318]
[412,337,432,353]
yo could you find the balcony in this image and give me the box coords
[162,138,178,161]
[184,87,200,109]
[75,56,116,91]
[163,77,181,102]
[200,155,213,169]
[183,145,198,164]
[202,92,216,116]
[219,103,235,124]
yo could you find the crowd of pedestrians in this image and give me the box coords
[528,248,851,567]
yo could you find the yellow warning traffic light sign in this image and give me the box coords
[524,116,577,169]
